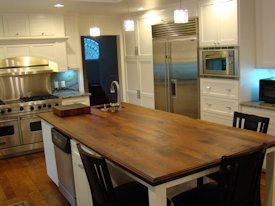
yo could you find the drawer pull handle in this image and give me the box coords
[207,103,212,107]
[206,86,212,90]
[0,142,6,146]
[226,89,232,92]
[226,106,232,110]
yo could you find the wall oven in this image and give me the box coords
[200,47,239,78]
[20,115,42,144]
[0,118,21,149]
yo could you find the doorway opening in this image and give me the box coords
[81,36,119,106]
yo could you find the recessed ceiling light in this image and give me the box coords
[54,3,64,8]
[138,7,144,11]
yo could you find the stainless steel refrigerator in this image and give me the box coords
[153,37,199,118]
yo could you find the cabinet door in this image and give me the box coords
[124,19,137,57]
[3,14,29,37]
[64,15,82,69]
[219,0,238,46]
[29,14,54,36]
[139,60,154,108]
[137,17,152,57]
[71,140,93,206]
[125,59,141,105]
[41,120,59,186]
[256,0,275,67]
[199,2,218,47]
[0,16,4,37]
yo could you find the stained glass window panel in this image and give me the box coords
[84,38,100,60]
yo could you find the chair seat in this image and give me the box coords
[115,181,171,206]
[172,183,218,206]
[115,182,148,206]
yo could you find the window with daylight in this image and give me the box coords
[84,38,100,60]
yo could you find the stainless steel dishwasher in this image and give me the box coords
[52,128,76,206]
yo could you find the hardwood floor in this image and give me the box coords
[0,152,268,206]
[0,152,69,206]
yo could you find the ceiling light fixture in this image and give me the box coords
[54,3,64,8]
[90,15,101,37]
[124,1,134,32]
[174,0,188,24]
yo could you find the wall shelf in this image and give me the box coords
[0,36,69,45]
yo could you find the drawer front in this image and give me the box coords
[200,78,239,99]
[201,96,239,115]
[201,112,233,126]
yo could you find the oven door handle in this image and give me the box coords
[0,118,18,123]
[20,115,39,120]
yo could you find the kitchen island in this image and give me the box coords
[39,103,275,206]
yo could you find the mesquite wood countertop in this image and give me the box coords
[39,103,275,186]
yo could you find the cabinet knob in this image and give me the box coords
[226,106,232,110]
[226,88,232,92]
[206,86,212,90]
[15,33,19,36]
[207,103,212,107]
[78,164,84,169]
[41,32,44,36]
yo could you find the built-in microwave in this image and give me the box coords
[200,48,239,78]
[259,77,275,103]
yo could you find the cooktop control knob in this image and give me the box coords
[43,104,46,108]
[38,105,42,109]
[30,106,34,111]
[55,103,59,106]
[48,104,52,108]
[7,108,12,112]
[20,107,24,111]
[1,110,4,114]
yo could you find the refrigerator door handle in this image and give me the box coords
[171,79,177,98]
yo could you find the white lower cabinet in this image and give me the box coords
[200,78,239,126]
[41,120,58,186]
[71,140,93,206]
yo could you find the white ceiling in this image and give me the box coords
[0,0,192,15]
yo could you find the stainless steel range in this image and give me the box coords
[0,57,60,159]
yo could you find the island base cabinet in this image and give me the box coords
[41,120,58,186]
[71,140,93,206]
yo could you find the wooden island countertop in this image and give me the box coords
[39,103,275,186]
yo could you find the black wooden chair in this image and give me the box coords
[233,111,269,133]
[198,111,270,205]
[77,143,170,206]
[173,143,267,206]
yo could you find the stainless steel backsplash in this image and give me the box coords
[0,73,51,100]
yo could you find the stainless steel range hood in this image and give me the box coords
[0,56,58,76]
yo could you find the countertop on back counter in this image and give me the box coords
[53,89,91,99]
[241,101,275,111]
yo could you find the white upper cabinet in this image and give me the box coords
[124,16,152,57]
[2,14,65,38]
[3,14,30,37]
[255,0,275,68]
[199,0,238,47]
